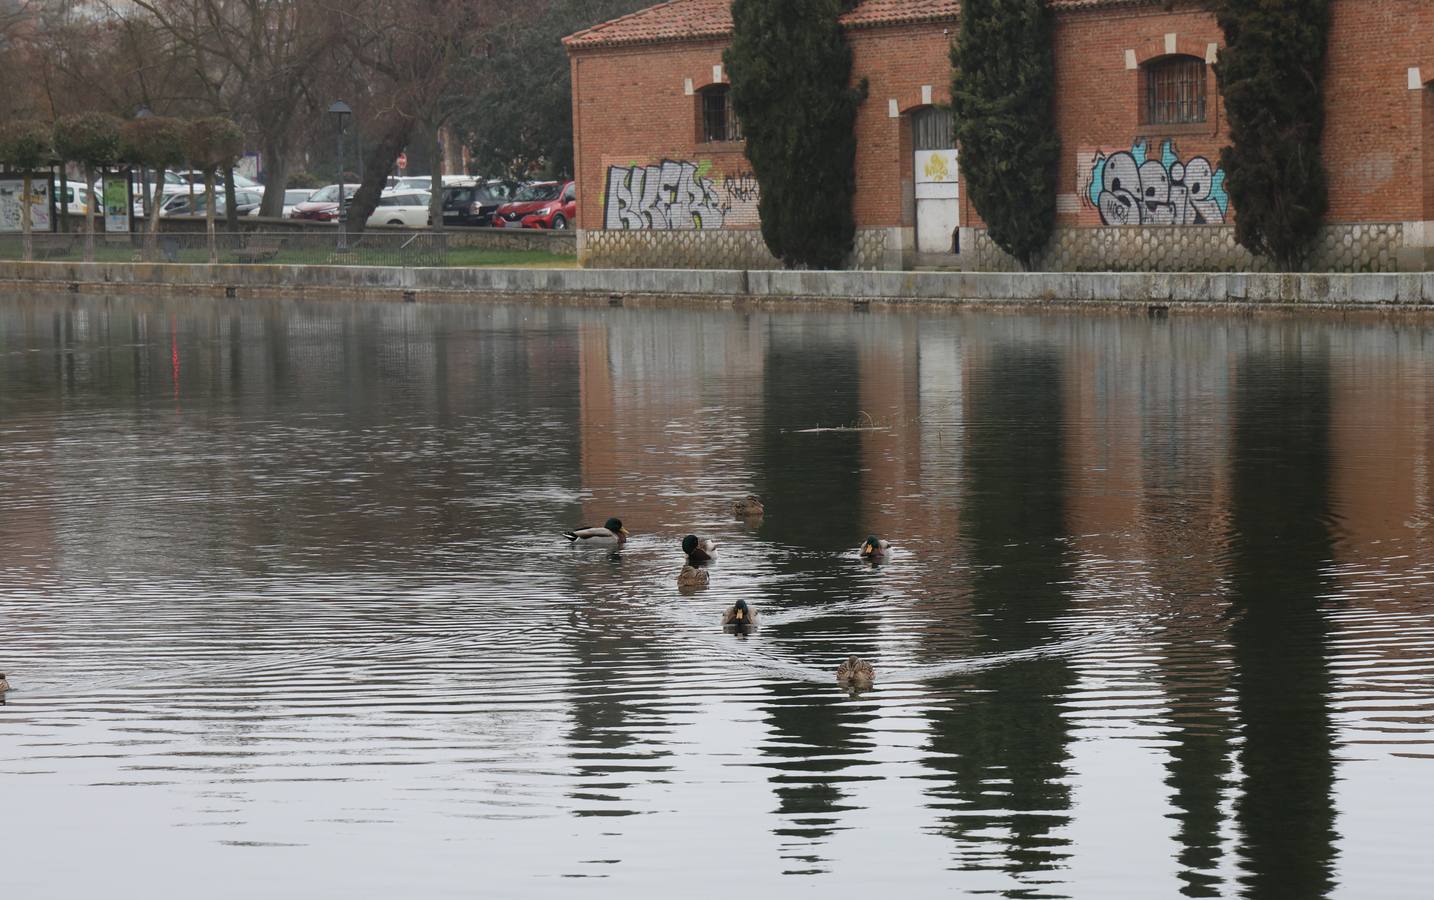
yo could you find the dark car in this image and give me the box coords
[160,189,264,217]
[494,181,576,230]
[441,180,518,227]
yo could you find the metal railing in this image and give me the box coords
[0,230,450,268]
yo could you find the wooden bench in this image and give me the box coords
[230,236,285,263]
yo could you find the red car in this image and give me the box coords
[289,183,360,222]
[494,181,576,229]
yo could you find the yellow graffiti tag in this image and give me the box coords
[923,153,951,182]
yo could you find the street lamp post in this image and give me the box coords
[328,101,352,251]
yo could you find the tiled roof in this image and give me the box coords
[843,0,959,28]
[564,0,1166,51]
[564,0,960,50]
[564,0,731,49]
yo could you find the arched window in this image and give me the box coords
[1144,55,1207,125]
[700,85,742,143]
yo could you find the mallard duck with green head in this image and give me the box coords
[721,599,758,628]
[564,517,629,546]
[681,534,717,565]
[859,535,891,561]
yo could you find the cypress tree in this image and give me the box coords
[1214,0,1331,270]
[949,0,1059,270]
[725,0,866,270]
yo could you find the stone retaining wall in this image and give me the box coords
[130,217,578,255]
[581,228,890,270]
[972,223,1407,273]
[4,260,1434,308]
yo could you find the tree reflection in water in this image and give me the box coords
[755,325,882,872]
[922,344,1076,896]
[1228,345,1339,900]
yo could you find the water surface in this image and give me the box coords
[2,292,1433,898]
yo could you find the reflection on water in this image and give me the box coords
[2,293,1434,898]
[1230,347,1338,899]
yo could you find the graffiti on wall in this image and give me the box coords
[604,160,725,230]
[721,171,759,205]
[603,160,760,230]
[1084,140,1230,226]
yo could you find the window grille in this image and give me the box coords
[701,87,742,143]
[913,106,955,151]
[1145,57,1207,125]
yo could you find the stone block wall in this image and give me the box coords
[581,228,890,271]
[971,223,1407,273]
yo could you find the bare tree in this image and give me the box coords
[122,0,333,216]
[325,0,491,233]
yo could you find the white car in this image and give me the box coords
[58,184,91,217]
[391,176,436,192]
[249,188,316,218]
[367,190,432,228]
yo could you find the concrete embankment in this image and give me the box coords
[2,260,1432,310]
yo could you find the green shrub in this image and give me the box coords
[0,120,54,170]
[119,116,187,169]
[53,112,123,168]
[184,116,245,172]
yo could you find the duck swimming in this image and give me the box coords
[564,517,629,546]
[859,535,891,561]
[681,534,717,565]
[733,495,765,518]
[677,564,710,588]
[721,599,758,628]
[0,673,9,694]
[836,656,875,690]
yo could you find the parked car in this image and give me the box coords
[494,181,576,229]
[58,184,91,217]
[249,188,317,218]
[174,169,263,191]
[368,190,432,228]
[160,189,264,217]
[391,176,434,192]
[441,179,518,227]
[289,183,360,221]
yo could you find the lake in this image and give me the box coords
[2,291,1432,898]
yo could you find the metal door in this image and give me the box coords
[913,107,959,255]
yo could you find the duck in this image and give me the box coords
[677,564,710,588]
[564,517,629,546]
[733,495,765,518]
[681,534,717,565]
[859,535,891,561]
[836,656,875,690]
[721,599,759,628]
[0,673,9,694]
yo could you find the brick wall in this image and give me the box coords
[569,0,1434,272]
[1325,0,1433,225]
[1054,5,1226,228]
[847,23,957,229]
[571,40,755,240]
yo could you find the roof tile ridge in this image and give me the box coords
[563,0,695,47]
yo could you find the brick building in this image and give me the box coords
[565,0,1434,272]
